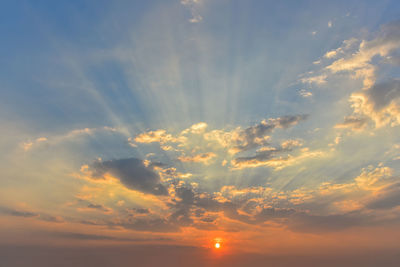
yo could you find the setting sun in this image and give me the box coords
[214,242,221,249]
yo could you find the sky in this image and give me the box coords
[1,0,400,266]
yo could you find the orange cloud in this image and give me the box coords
[178,152,216,165]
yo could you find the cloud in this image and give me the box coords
[300,74,327,85]
[324,50,337,59]
[128,207,151,214]
[229,115,308,153]
[281,139,303,149]
[181,0,203,23]
[0,206,64,223]
[349,79,400,127]
[21,137,47,151]
[305,21,400,130]
[86,203,112,213]
[324,38,358,60]
[366,182,400,210]
[133,116,307,166]
[354,164,394,191]
[0,206,38,218]
[38,214,64,223]
[89,158,168,195]
[327,22,400,89]
[181,122,208,135]
[170,163,399,229]
[134,129,184,144]
[20,126,121,151]
[291,164,398,216]
[178,152,216,165]
[231,146,287,169]
[334,116,369,131]
[299,89,312,98]
[231,147,323,170]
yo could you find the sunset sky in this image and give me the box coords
[1,0,400,266]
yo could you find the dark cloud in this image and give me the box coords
[164,185,224,228]
[87,203,111,212]
[273,115,309,128]
[233,115,308,152]
[365,21,400,52]
[366,79,400,111]
[75,199,112,213]
[0,206,64,223]
[200,216,216,223]
[90,158,168,195]
[128,207,150,214]
[367,182,400,210]
[168,186,197,226]
[0,206,38,218]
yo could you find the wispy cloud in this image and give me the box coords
[181,0,203,23]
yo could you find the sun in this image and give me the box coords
[214,242,221,249]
